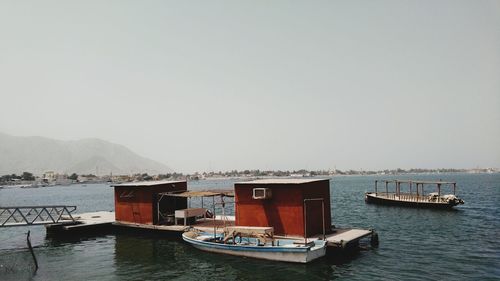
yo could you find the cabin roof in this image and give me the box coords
[112,180,185,187]
[235,178,329,185]
[159,190,234,197]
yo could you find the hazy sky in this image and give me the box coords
[1,1,499,173]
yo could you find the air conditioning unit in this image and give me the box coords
[253,188,272,199]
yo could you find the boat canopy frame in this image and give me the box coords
[155,189,234,226]
[159,190,234,198]
[157,189,233,209]
[374,180,457,199]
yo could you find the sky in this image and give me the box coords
[0,1,499,173]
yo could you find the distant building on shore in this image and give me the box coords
[42,171,56,183]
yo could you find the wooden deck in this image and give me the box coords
[113,215,235,233]
[369,192,445,202]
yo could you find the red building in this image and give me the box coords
[113,180,187,225]
[234,179,332,238]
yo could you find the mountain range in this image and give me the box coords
[0,132,172,175]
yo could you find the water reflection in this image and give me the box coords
[0,174,498,280]
[111,233,369,281]
[0,249,36,281]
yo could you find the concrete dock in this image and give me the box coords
[323,228,374,249]
[45,211,115,233]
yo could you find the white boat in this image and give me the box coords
[182,226,327,263]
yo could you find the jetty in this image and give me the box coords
[45,179,378,253]
[47,211,375,250]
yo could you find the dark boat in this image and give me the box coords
[365,180,464,209]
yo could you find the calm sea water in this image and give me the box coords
[0,173,499,280]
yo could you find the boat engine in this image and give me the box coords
[442,194,464,205]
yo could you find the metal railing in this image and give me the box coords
[0,206,77,227]
[374,192,447,203]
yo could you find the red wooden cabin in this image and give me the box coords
[234,179,332,238]
[113,180,187,225]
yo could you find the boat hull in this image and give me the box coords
[365,193,458,209]
[182,233,326,263]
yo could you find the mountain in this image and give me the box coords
[0,132,173,175]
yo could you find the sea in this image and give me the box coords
[0,173,498,281]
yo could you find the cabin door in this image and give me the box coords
[304,199,324,238]
[152,193,169,225]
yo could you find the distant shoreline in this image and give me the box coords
[1,170,498,189]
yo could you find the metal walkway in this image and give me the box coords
[0,206,77,227]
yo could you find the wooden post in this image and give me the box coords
[438,184,441,200]
[453,183,456,195]
[375,180,378,194]
[221,195,226,228]
[157,196,160,224]
[303,201,307,245]
[27,231,38,271]
[213,196,216,240]
[385,181,388,197]
[322,200,325,241]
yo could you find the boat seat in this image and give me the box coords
[197,235,214,241]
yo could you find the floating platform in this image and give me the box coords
[279,228,376,251]
[46,211,378,251]
[324,228,375,249]
[45,211,115,234]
